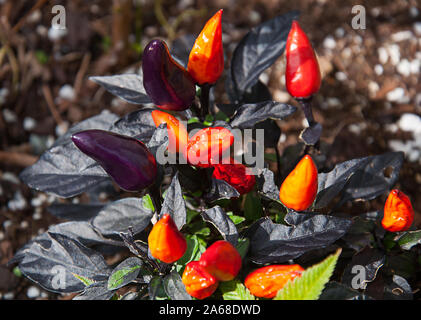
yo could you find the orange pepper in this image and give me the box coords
[199,240,242,281]
[187,127,234,168]
[285,21,321,99]
[187,10,224,85]
[182,261,219,299]
[279,155,318,211]
[151,110,188,159]
[244,264,304,298]
[382,189,414,232]
[148,214,186,263]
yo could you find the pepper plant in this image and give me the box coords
[10,9,420,300]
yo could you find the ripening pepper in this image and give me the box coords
[187,9,224,85]
[187,127,234,168]
[381,189,414,232]
[244,264,304,298]
[148,214,187,264]
[279,155,318,211]
[142,39,196,111]
[151,110,188,159]
[71,129,157,192]
[285,21,321,99]
[199,240,242,281]
[212,158,255,195]
[182,261,219,299]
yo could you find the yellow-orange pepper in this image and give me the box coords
[279,155,318,211]
[151,110,188,159]
[182,261,219,299]
[244,264,304,298]
[148,214,186,263]
[382,189,414,232]
[187,10,224,85]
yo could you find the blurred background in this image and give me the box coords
[0,0,420,299]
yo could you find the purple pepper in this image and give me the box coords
[142,39,196,111]
[71,130,157,191]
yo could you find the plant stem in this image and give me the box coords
[199,83,211,122]
[148,183,162,215]
[297,97,315,126]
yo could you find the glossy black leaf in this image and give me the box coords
[163,271,192,300]
[19,111,119,198]
[342,247,385,290]
[171,34,196,68]
[315,152,404,209]
[256,168,279,202]
[229,11,299,99]
[107,257,143,290]
[17,233,110,293]
[204,178,240,202]
[384,275,413,300]
[111,107,157,142]
[320,282,372,300]
[92,198,153,236]
[300,122,323,146]
[89,73,152,105]
[160,172,186,230]
[149,276,167,300]
[397,230,421,250]
[73,281,115,300]
[201,206,239,246]
[248,214,352,264]
[47,203,105,221]
[230,101,296,129]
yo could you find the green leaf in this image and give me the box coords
[227,212,246,225]
[174,235,205,273]
[235,238,250,259]
[274,248,341,300]
[72,273,95,287]
[220,280,255,300]
[203,114,214,126]
[397,230,421,250]
[188,117,200,124]
[142,194,155,211]
[264,153,278,162]
[107,257,142,290]
[244,191,263,221]
[12,266,22,278]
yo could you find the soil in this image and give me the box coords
[0,0,420,299]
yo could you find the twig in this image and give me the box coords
[12,0,49,34]
[73,53,91,98]
[42,84,63,124]
[0,151,38,167]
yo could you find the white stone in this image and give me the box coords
[323,36,336,50]
[0,87,9,105]
[2,108,16,123]
[374,64,383,75]
[410,7,419,17]
[385,123,398,133]
[335,27,345,38]
[386,87,407,103]
[398,113,421,134]
[3,292,14,300]
[378,47,388,64]
[2,172,20,184]
[3,220,12,229]
[32,211,42,220]
[386,44,400,66]
[48,27,67,41]
[335,71,347,81]
[410,59,420,74]
[8,191,27,211]
[27,286,41,299]
[36,25,48,37]
[414,22,421,36]
[23,117,36,131]
[20,221,29,229]
[55,121,69,137]
[391,31,413,42]
[58,84,75,101]
[368,81,379,97]
[397,59,411,77]
[326,97,341,108]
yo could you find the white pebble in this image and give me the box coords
[410,59,420,74]
[342,47,352,59]
[397,59,411,77]
[58,84,75,101]
[55,121,69,137]
[385,123,398,133]
[20,221,29,229]
[23,117,36,131]
[30,193,47,207]
[36,25,48,37]
[391,31,413,42]
[368,81,379,97]
[335,71,347,81]
[27,286,41,299]
[386,87,407,103]
[410,7,419,18]
[323,36,336,50]
[398,113,421,134]
[326,97,341,108]
[2,108,16,123]
[374,64,383,75]
[386,44,400,66]
[414,22,421,36]
[3,220,12,229]
[2,172,20,184]
[335,27,345,38]
[378,47,388,64]
[32,211,42,221]
[48,27,67,41]
[248,10,261,24]
[8,191,27,211]
[0,88,9,105]
[3,292,14,300]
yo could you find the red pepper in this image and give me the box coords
[151,110,188,159]
[188,10,224,85]
[279,155,318,211]
[187,127,234,168]
[182,261,219,299]
[244,264,304,298]
[148,214,187,263]
[199,240,242,281]
[212,158,255,195]
[285,21,321,99]
[382,189,414,232]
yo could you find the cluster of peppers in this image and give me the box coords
[69,11,415,299]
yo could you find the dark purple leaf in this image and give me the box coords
[47,203,105,221]
[204,178,240,202]
[163,271,192,300]
[160,172,186,230]
[73,281,115,300]
[111,107,157,142]
[107,257,143,290]
[256,168,279,202]
[201,206,239,246]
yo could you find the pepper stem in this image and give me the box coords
[297,97,315,126]
[199,83,211,122]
